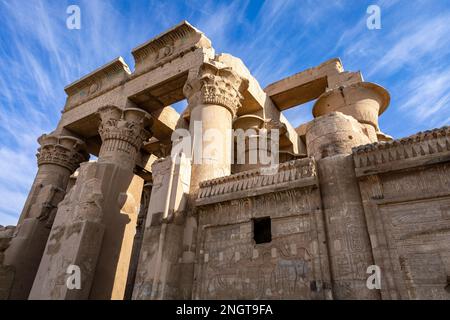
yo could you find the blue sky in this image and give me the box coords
[0,0,449,225]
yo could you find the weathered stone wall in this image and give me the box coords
[354,126,450,300]
[194,158,332,299]
[191,126,450,300]
[132,154,192,300]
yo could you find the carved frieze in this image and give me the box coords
[353,126,450,176]
[131,21,212,76]
[63,57,131,111]
[196,157,317,205]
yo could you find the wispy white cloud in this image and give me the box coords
[368,13,450,77]
[334,1,450,136]
[399,67,450,126]
[0,0,449,225]
[0,0,163,225]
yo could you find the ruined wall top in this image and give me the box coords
[352,125,450,176]
[196,157,317,206]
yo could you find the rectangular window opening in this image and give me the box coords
[253,217,271,244]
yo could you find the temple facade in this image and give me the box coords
[0,21,449,300]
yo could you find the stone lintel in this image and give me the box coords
[63,57,131,111]
[131,20,212,75]
[264,58,363,111]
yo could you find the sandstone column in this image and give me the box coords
[132,156,191,300]
[0,226,16,299]
[4,134,88,299]
[29,106,151,300]
[312,82,390,143]
[184,62,249,194]
[182,62,248,297]
[308,83,389,299]
[306,111,381,299]
[133,62,248,300]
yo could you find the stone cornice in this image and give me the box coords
[353,126,450,177]
[183,62,249,117]
[196,157,317,206]
[63,57,131,112]
[36,134,89,173]
[132,20,212,76]
[62,22,213,113]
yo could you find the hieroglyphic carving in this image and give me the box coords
[357,157,450,299]
[378,198,450,299]
[198,187,317,227]
[195,163,330,299]
[198,220,315,299]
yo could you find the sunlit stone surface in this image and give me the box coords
[1,21,449,300]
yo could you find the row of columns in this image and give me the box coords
[4,59,249,300]
[3,106,153,299]
[29,106,151,300]
[4,135,89,299]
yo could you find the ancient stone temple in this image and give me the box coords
[1,21,449,300]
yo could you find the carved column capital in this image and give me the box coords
[36,134,89,173]
[183,62,248,117]
[97,105,152,166]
